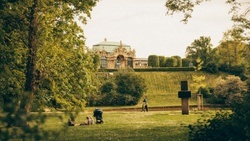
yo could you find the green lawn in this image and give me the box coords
[135,71,227,106]
[43,110,211,141]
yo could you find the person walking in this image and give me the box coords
[143,96,148,112]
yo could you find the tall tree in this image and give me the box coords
[0,0,99,127]
[218,28,246,68]
[0,0,28,112]
[185,36,213,69]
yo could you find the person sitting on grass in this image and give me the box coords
[80,116,94,126]
[68,116,76,126]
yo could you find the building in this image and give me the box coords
[134,58,148,68]
[93,39,147,69]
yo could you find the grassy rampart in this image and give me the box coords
[135,71,227,107]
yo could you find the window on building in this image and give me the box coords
[100,56,107,68]
[127,57,133,68]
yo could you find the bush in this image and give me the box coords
[158,56,166,67]
[198,87,213,98]
[115,72,147,102]
[165,57,177,67]
[188,111,234,141]
[172,56,182,67]
[211,75,247,105]
[148,55,159,67]
[182,58,191,67]
[90,72,147,106]
[205,62,219,73]
[188,77,250,141]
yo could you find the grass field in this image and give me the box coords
[42,110,214,141]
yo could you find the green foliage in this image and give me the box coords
[186,36,213,70]
[172,55,182,67]
[0,108,62,141]
[218,28,247,75]
[148,55,159,67]
[165,57,177,67]
[211,75,247,105]
[0,0,99,140]
[188,111,234,141]
[165,0,242,23]
[115,72,147,100]
[0,0,28,112]
[90,71,147,106]
[101,81,115,93]
[190,75,206,95]
[158,56,166,67]
[182,58,191,67]
[189,77,250,141]
[198,87,213,98]
[135,67,196,72]
[205,62,219,73]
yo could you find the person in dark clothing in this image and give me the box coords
[68,116,76,126]
[143,97,148,112]
[93,108,103,124]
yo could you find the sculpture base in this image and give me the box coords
[181,98,189,115]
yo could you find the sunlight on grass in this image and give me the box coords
[44,111,210,141]
[136,71,227,106]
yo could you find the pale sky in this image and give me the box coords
[82,0,234,58]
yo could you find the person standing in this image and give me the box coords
[143,96,148,112]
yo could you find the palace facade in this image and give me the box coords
[93,39,147,69]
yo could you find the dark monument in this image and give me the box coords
[178,81,191,115]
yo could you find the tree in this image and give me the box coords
[165,0,242,23]
[186,36,213,70]
[148,55,159,67]
[115,71,147,104]
[218,28,246,69]
[0,0,99,137]
[205,48,220,73]
[90,69,147,106]
[0,0,28,112]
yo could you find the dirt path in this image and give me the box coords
[100,105,225,112]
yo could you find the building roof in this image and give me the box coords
[93,39,132,53]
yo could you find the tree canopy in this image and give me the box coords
[0,0,99,131]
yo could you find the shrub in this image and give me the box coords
[133,67,195,72]
[115,72,147,102]
[189,77,250,141]
[165,57,177,67]
[188,111,234,141]
[205,62,219,73]
[212,75,247,105]
[158,56,166,67]
[198,87,213,98]
[148,55,159,67]
[182,58,191,67]
[101,82,115,93]
[90,72,147,106]
[172,55,182,67]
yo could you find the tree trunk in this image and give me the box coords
[15,0,39,127]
